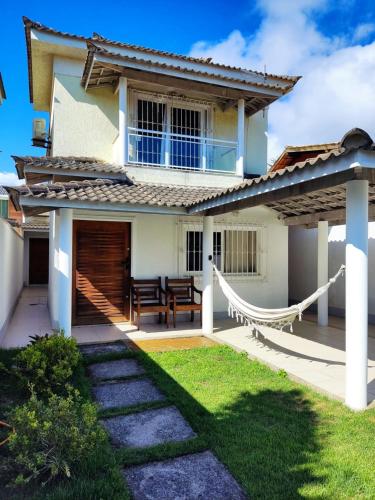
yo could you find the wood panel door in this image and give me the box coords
[29,238,49,285]
[73,221,131,325]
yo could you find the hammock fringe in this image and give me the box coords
[213,264,345,331]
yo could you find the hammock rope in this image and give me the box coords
[213,264,345,332]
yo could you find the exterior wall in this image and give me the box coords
[51,58,118,160]
[51,56,269,180]
[289,224,375,322]
[72,206,288,317]
[0,219,24,343]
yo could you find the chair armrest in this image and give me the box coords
[192,286,202,295]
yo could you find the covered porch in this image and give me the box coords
[6,128,375,411]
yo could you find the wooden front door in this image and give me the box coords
[29,238,49,285]
[73,221,131,325]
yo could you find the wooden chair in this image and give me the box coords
[130,277,169,330]
[166,277,202,328]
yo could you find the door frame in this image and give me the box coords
[72,219,132,326]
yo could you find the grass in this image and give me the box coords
[1,343,375,499]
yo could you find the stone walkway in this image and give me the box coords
[81,342,247,500]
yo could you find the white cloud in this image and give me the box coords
[353,22,375,42]
[0,172,21,187]
[189,0,375,162]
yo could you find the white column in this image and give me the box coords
[317,220,329,326]
[236,98,245,177]
[48,211,60,329]
[119,76,128,165]
[345,180,368,410]
[58,208,73,337]
[202,215,214,334]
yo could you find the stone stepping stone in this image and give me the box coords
[89,359,145,381]
[93,379,166,410]
[79,342,128,357]
[101,406,196,448]
[123,450,247,500]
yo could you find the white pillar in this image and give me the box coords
[236,98,245,177]
[345,180,368,410]
[48,211,60,329]
[119,76,128,165]
[317,220,329,326]
[58,208,73,337]
[202,215,214,334]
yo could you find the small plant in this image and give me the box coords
[28,333,51,345]
[8,388,105,486]
[15,334,81,396]
[277,369,288,379]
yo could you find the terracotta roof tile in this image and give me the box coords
[12,156,129,180]
[84,44,296,94]
[23,17,299,85]
[9,179,221,209]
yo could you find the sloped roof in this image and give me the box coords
[189,128,375,209]
[7,178,221,210]
[270,142,340,172]
[0,185,8,196]
[82,43,297,94]
[13,155,128,180]
[23,17,299,84]
[22,215,49,230]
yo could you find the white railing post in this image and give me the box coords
[58,208,73,337]
[317,220,329,326]
[236,98,245,177]
[119,77,128,165]
[345,179,368,410]
[202,216,214,334]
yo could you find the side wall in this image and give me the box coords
[289,224,375,322]
[0,219,24,342]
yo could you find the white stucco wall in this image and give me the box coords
[0,219,24,342]
[51,58,118,160]
[289,224,375,321]
[51,57,269,178]
[73,206,288,316]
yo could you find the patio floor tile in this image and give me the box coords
[123,450,247,500]
[92,379,166,410]
[88,359,145,381]
[101,406,196,448]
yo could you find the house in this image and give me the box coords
[5,17,299,331]
[270,142,339,172]
[3,18,375,411]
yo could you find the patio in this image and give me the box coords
[2,286,375,407]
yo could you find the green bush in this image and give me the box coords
[8,388,106,486]
[15,334,80,396]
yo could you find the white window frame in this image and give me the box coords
[129,90,213,169]
[179,222,266,280]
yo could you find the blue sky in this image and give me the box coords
[1,0,375,181]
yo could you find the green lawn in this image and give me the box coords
[1,344,375,499]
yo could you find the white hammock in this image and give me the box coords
[213,264,345,332]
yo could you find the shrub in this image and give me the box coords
[8,388,106,486]
[15,334,80,396]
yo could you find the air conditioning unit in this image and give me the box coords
[32,119,51,149]
[32,118,46,140]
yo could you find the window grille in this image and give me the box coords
[183,224,262,277]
